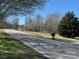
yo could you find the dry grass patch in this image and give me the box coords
[26,31,52,38]
[24,31,79,42]
[0,29,4,32]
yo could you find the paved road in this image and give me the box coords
[4,29,79,59]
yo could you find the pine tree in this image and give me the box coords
[58,11,79,38]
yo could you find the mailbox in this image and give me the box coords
[51,32,55,39]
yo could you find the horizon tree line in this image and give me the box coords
[24,12,61,33]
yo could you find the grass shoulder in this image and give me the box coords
[24,31,79,42]
[0,31,48,59]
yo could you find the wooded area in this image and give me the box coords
[24,13,61,33]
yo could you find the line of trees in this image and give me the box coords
[7,11,79,38]
[2,10,79,38]
[24,11,79,38]
[24,12,61,33]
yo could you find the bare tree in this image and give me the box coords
[45,12,61,33]
[11,18,19,30]
[35,15,45,32]
[24,16,36,31]
[24,14,45,32]
[24,19,28,31]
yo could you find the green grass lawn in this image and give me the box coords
[24,31,79,42]
[0,32,48,59]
